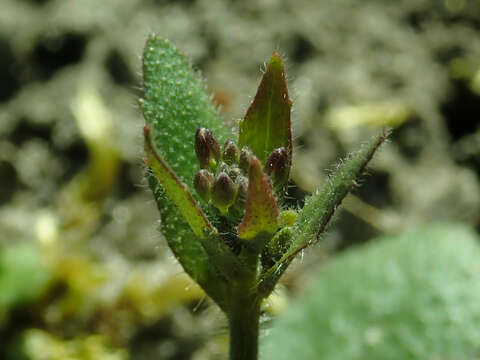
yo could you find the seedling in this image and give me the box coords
[139,35,388,360]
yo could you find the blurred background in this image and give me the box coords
[1,0,479,359]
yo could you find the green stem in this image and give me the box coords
[228,280,261,360]
[228,246,262,360]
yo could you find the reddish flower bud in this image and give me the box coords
[229,167,242,181]
[211,172,237,214]
[239,147,253,174]
[195,128,221,169]
[206,131,221,162]
[218,162,230,174]
[194,169,214,201]
[264,147,290,190]
[234,175,248,208]
[223,140,239,165]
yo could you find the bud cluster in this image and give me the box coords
[194,128,248,215]
[194,127,291,216]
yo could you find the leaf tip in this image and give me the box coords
[237,156,279,239]
[269,51,284,68]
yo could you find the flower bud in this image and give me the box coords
[223,140,239,165]
[195,128,221,169]
[218,162,229,174]
[267,227,293,260]
[279,209,297,227]
[234,175,248,209]
[239,147,253,174]
[211,172,237,214]
[264,147,289,189]
[206,131,221,162]
[229,167,242,181]
[194,169,214,201]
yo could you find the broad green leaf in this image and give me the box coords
[145,127,228,309]
[262,223,480,359]
[238,52,292,163]
[147,173,228,311]
[260,130,389,294]
[140,36,231,309]
[237,156,279,240]
[140,36,230,187]
[144,126,215,238]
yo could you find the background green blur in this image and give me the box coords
[1,0,479,359]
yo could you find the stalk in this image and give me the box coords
[228,279,261,360]
[228,247,262,360]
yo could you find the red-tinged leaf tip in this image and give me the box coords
[237,156,279,239]
[238,52,293,163]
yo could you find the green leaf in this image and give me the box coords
[259,130,389,294]
[238,52,292,163]
[262,223,480,359]
[140,36,232,309]
[201,232,245,280]
[237,156,279,240]
[147,173,228,311]
[140,36,230,187]
[144,126,215,238]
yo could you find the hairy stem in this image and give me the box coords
[228,248,262,360]
[228,283,261,360]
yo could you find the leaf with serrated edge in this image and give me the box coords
[140,35,229,188]
[144,126,215,238]
[238,52,292,163]
[147,173,228,311]
[141,36,230,311]
[237,156,279,239]
[259,130,389,295]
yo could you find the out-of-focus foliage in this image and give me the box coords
[263,223,480,359]
[1,0,479,358]
[15,329,127,360]
[0,244,51,326]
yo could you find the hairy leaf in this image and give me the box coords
[201,232,245,280]
[144,126,215,238]
[260,130,389,294]
[262,223,480,359]
[140,36,230,186]
[147,174,228,311]
[238,52,292,163]
[141,36,230,309]
[238,156,279,240]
